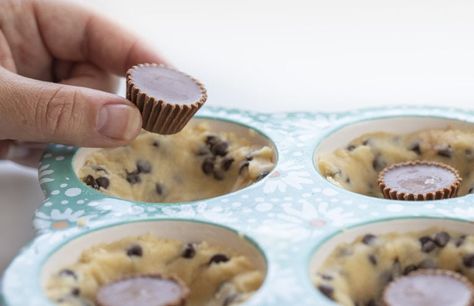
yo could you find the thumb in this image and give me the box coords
[0,68,142,147]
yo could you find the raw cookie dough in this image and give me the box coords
[79,122,275,202]
[318,128,474,197]
[46,234,263,306]
[314,229,474,306]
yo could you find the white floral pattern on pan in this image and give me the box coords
[34,208,98,233]
[5,106,474,306]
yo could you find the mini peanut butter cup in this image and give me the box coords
[383,269,474,306]
[378,160,462,200]
[126,63,207,134]
[96,274,189,306]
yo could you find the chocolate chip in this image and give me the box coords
[155,183,164,195]
[437,145,453,158]
[463,254,474,267]
[469,188,474,194]
[239,161,250,174]
[456,235,467,247]
[419,236,437,253]
[372,155,386,172]
[365,300,376,306]
[96,177,110,189]
[433,231,450,247]
[126,245,143,257]
[362,234,376,245]
[362,139,370,146]
[245,154,254,161]
[368,254,377,266]
[126,170,141,184]
[403,264,418,275]
[208,254,229,265]
[221,157,234,171]
[213,170,225,180]
[206,135,219,146]
[320,274,333,281]
[59,269,77,280]
[409,142,422,155]
[318,285,334,300]
[152,140,160,148]
[202,157,215,175]
[466,148,473,157]
[257,171,270,181]
[83,175,99,189]
[211,141,229,156]
[71,288,80,297]
[345,177,351,184]
[182,243,196,259]
[347,144,356,151]
[223,294,239,306]
[136,160,152,174]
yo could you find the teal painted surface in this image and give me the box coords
[3,105,474,306]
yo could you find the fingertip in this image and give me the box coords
[96,103,142,142]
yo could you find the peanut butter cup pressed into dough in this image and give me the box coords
[378,160,462,200]
[126,63,207,134]
[96,274,189,306]
[383,269,474,306]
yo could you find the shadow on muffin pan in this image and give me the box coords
[42,219,267,306]
[72,117,278,204]
[309,216,474,306]
[313,115,474,200]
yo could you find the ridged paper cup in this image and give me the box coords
[96,274,190,306]
[126,63,207,135]
[383,269,474,306]
[378,160,462,201]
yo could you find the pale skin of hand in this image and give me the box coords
[0,0,165,166]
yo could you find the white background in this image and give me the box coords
[1,0,474,273]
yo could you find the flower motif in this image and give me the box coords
[255,200,355,244]
[87,198,145,217]
[34,208,96,232]
[263,160,313,194]
[161,202,238,224]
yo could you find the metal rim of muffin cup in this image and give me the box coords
[70,116,279,207]
[306,216,474,305]
[313,114,474,203]
[7,218,268,306]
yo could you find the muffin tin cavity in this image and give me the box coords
[9,106,474,306]
[314,116,474,199]
[73,118,277,203]
[310,217,474,306]
[42,220,266,306]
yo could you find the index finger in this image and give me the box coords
[33,0,166,75]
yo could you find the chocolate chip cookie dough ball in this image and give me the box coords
[46,235,264,306]
[318,128,474,198]
[78,121,275,203]
[314,229,474,306]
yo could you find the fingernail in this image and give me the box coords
[97,104,142,140]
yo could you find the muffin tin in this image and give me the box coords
[4,105,474,306]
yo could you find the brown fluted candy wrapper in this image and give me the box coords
[126,63,207,135]
[96,274,189,306]
[383,269,474,306]
[378,160,462,201]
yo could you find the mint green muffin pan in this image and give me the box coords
[4,105,474,306]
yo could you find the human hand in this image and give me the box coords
[0,0,165,167]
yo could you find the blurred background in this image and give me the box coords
[1,0,474,274]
